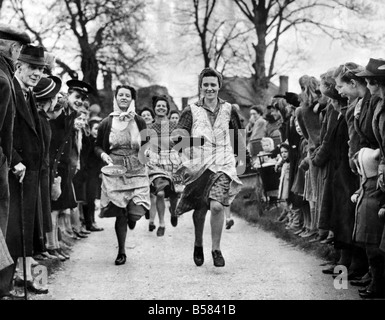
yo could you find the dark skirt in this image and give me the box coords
[100,201,146,222]
[150,176,176,198]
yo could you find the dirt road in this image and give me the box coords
[35,207,360,300]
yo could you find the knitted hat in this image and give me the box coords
[33,76,62,100]
[357,148,380,178]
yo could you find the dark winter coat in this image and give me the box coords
[37,109,53,233]
[311,104,340,230]
[0,54,16,235]
[371,98,385,253]
[49,110,78,210]
[355,90,380,150]
[329,110,359,248]
[6,78,44,257]
[345,98,361,169]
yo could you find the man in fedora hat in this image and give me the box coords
[0,24,30,300]
[6,44,48,295]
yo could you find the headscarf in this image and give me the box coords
[109,95,141,148]
[110,96,136,122]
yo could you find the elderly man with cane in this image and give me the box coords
[5,44,48,297]
[0,24,31,301]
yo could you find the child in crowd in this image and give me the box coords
[254,137,280,207]
[275,144,292,226]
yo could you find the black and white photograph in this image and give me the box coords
[1,0,385,307]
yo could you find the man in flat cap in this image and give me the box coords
[0,24,30,300]
[6,44,48,295]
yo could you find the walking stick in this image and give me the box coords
[19,180,28,300]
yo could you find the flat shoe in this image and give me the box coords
[156,226,165,237]
[322,265,337,275]
[193,246,204,266]
[350,279,371,287]
[115,253,126,266]
[225,219,234,230]
[128,220,136,230]
[149,222,156,232]
[14,278,48,294]
[171,215,178,227]
[212,250,225,267]
[359,290,385,299]
[57,248,70,260]
[88,225,104,232]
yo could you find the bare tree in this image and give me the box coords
[8,0,78,77]
[233,0,375,98]
[6,0,154,112]
[58,0,153,92]
[176,0,253,74]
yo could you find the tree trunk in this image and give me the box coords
[80,51,99,93]
[251,3,270,103]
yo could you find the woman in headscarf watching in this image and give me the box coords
[95,85,150,266]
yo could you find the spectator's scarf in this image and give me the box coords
[110,98,136,122]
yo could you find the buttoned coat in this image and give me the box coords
[6,78,44,257]
[49,110,78,210]
[0,54,16,235]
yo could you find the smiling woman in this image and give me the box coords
[95,84,150,266]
